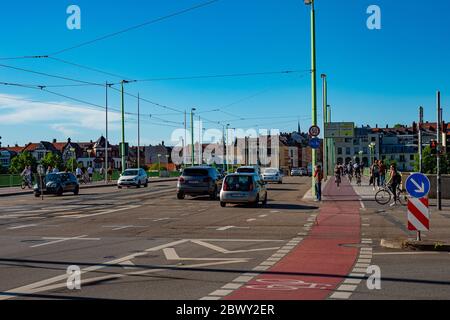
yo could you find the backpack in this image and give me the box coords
[393,172,402,184]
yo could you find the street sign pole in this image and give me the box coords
[436,91,442,211]
[418,106,423,173]
[321,74,327,181]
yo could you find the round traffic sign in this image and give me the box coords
[405,173,431,199]
[309,125,321,137]
[309,137,321,149]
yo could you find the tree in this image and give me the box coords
[65,158,80,172]
[9,152,37,174]
[41,152,63,171]
[414,146,449,174]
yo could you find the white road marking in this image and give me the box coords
[200,296,221,300]
[246,219,257,222]
[337,284,358,292]
[103,225,147,231]
[162,248,249,262]
[373,252,441,256]
[259,214,268,218]
[61,205,141,219]
[214,226,250,231]
[360,201,366,209]
[209,290,232,297]
[343,278,363,285]
[329,292,352,299]
[222,283,242,290]
[7,224,37,230]
[30,235,100,248]
[189,240,280,254]
[253,266,270,271]
[233,276,255,283]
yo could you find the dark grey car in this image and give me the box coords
[177,166,223,200]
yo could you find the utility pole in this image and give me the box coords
[120,81,127,173]
[184,111,187,168]
[418,106,423,173]
[437,91,442,211]
[137,93,141,169]
[191,108,196,166]
[105,82,109,184]
[226,124,230,173]
[198,116,202,165]
[321,74,327,180]
[305,0,318,197]
[222,125,226,173]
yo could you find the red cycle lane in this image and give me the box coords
[225,179,361,300]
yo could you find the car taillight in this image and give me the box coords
[249,183,254,191]
[179,177,185,184]
[223,182,228,191]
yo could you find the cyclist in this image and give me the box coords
[75,166,83,182]
[387,164,402,206]
[20,166,33,189]
[334,163,342,187]
[347,162,354,182]
[354,162,362,186]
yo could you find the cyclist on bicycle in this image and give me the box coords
[20,166,33,188]
[387,164,402,206]
[334,163,342,187]
[75,166,83,182]
[354,162,362,185]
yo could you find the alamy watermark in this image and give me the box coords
[367,5,381,30]
[66,265,81,290]
[66,5,81,30]
[366,265,382,290]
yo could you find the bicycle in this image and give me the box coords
[335,174,341,187]
[375,185,408,206]
[355,172,362,186]
[20,176,33,190]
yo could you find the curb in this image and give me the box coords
[380,238,450,252]
[0,178,178,198]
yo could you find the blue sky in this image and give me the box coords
[0,0,449,147]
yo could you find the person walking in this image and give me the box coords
[379,160,387,187]
[371,160,380,190]
[87,165,94,183]
[46,166,53,175]
[314,165,324,202]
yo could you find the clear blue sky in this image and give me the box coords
[0,0,449,147]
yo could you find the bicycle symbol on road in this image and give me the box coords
[245,278,332,291]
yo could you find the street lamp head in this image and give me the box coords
[304,0,314,5]
[321,74,326,79]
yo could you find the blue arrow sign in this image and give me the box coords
[309,138,321,149]
[405,173,431,198]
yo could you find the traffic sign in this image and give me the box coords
[309,125,321,137]
[405,173,431,198]
[408,197,430,231]
[309,138,321,149]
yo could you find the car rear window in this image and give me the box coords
[225,175,253,191]
[237,168,255,173]
[183,168,209,177]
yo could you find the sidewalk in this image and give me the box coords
[0,177,178,197]
[351,176,450,247]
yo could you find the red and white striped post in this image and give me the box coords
[407,197,430,241]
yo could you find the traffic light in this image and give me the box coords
[430,140,437,155]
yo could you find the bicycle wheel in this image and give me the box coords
[397,189,408,206]
[375,189,391,205]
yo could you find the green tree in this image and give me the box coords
[41,153,63,171]
[414,146,449,174]
[9,152,37,174]
[65,158,80,172]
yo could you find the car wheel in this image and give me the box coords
[118,186,122,189]
[262,193,268,206]
[209,187,218,200]
[56,187,63,197]
[144,180,148,188]
[252,195,260,208]
[34,192,40,198]
[137,182,141,188]
[74,186,79,195]
[220,202,226,208]
[177,192,185,200]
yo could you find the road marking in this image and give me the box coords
[343,278,363,285]
[162,248,249,262]
[259,214,268,218]
[373,252,441,256]
[233,276,255,283]
[8,224,38,230]
[210,290,233,297]
[360,201,366,209]
[30,235,100,248]
[189,240,280,254]
[337,284,358,292]
[253,266,270,271]
[329,292,353,299]
[200,296,221,300]
[103,225,147,231]
[213,226,250,231]
[61,205,141,219]
[222,283,242,290]
[246,219,257,222]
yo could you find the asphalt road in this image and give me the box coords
[0,177,318,300]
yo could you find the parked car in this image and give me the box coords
[236,166,261,177]
[117,168,148,188]
[292,167,308,176]
[262,168,283,184]
[177,166,223,200]
[220,173,268,207]
[34,172,79,197]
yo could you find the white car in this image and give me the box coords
[118,168,148,188]
[262,168,283,184]
[236,166,262,177]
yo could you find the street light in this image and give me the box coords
[305,0,318,196]
[157,154,161,176]
[191,108,196,166]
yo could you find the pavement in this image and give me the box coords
[0,175,449,300]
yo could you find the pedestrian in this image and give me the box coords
[52,167,59,173]
[379,160,387,187]
[46,166,53,175]
[107,166,113,182]
[371,160,380,190]
[75,166,82,181]
[313,165,323,202]
[87,165,94,183]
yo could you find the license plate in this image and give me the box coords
[232,193,245,197]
